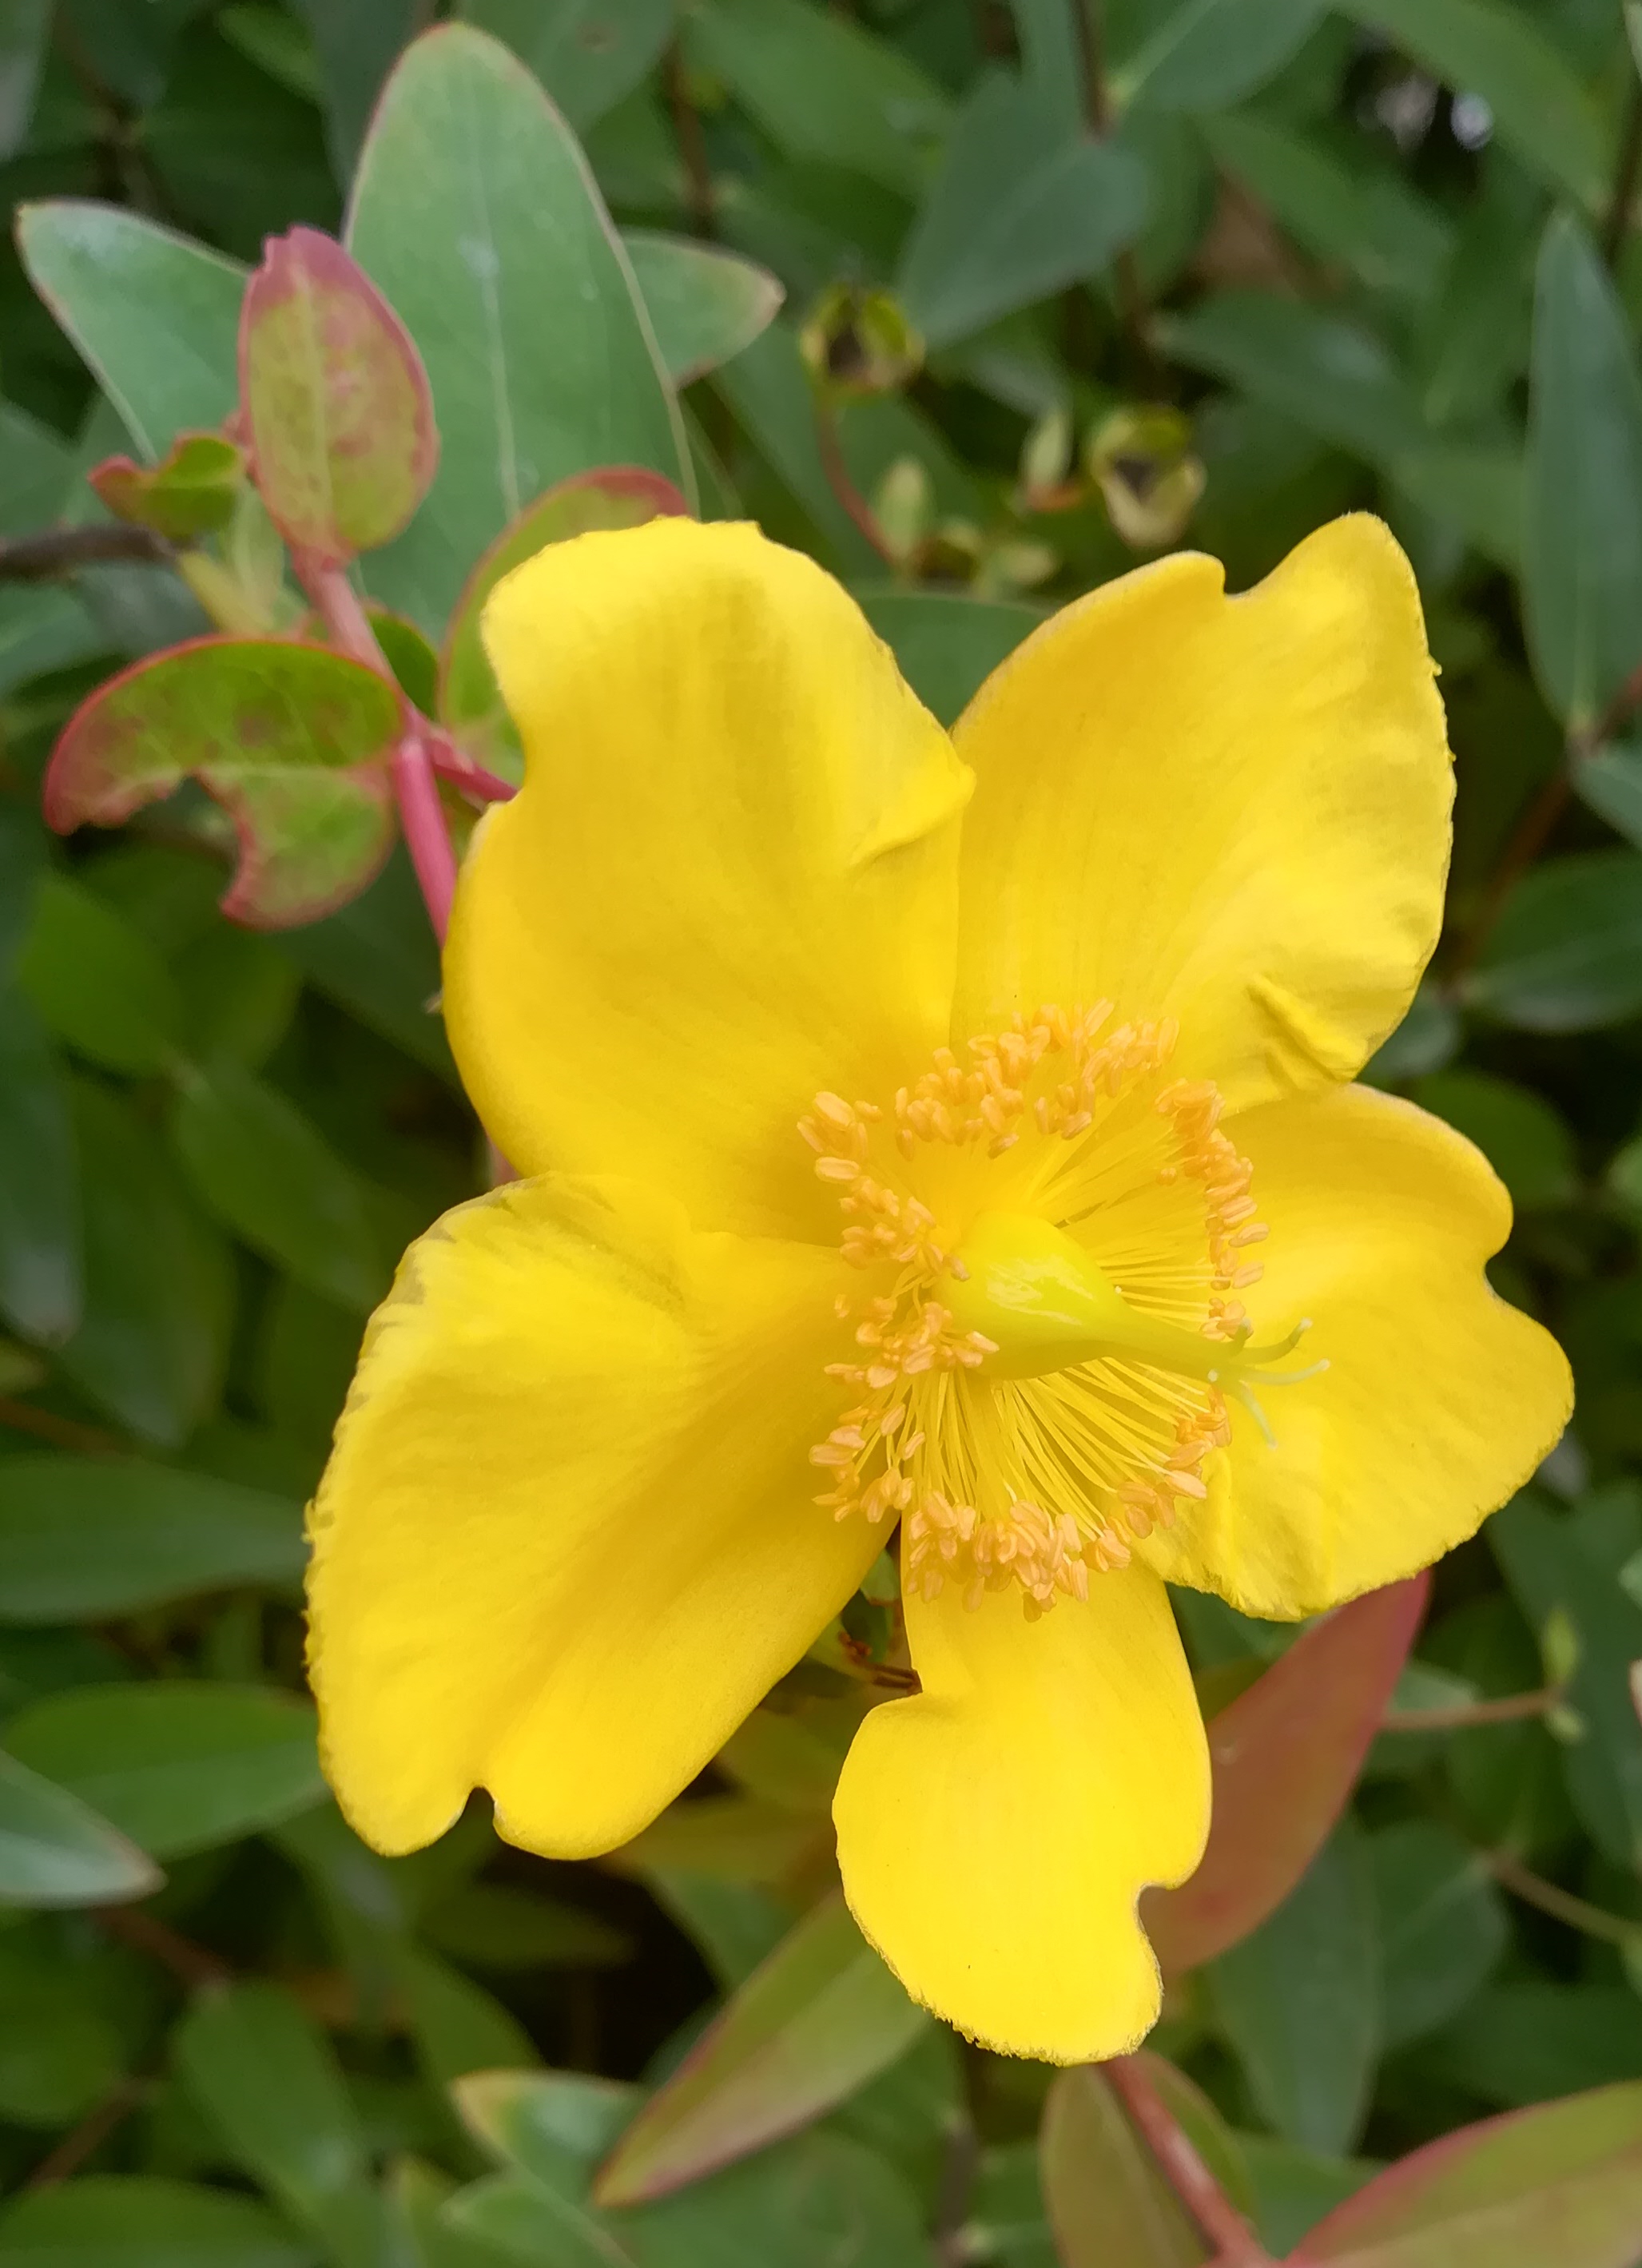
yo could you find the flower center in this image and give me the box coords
[801,1003,1325,1617]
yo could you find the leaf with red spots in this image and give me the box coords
[89,431,246,542]
[1293,2079,1642,2266]
[438,465,690,782]
[1143,1575,1429,1974]
[45,638,402,929]
[238,225,437,567]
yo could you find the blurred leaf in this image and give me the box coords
[1239,2139,1377,2258]
[172,1060,388,1312]
[0,987,81,1343]
[1469,851,1642,1031]
[241,226,438,567]
[439,467,688,779]
[1576,741,1642,848]
[642,1873,794,1990]
[1203,113,1450,301]
[0,1748,161,1908]
[1523,213,1642,731]
[1336,0,1608,209]
[16,202,244,460]
[1162,292,1423,466]
[824,2027,962,2206]
[0,1456,304,1622]
[59,1080,233,1446]
[1362,980,1460,1085]
[288,0,418,179]
[15,873,184,1077]
[713,324,883,574]
[624,232,785,387]
[0,586,104,702]
[175,922,303,1071]
[962,2138,1053,2268]
[1368,1821,1506,2048]
[1413,1069,1576,1206]
[220,3,324,102]
[1147,1578,1427,1973]
[463,0,672,132]
[346,22,690,632]
[273,850,454,1078]
[6,1682,325,1857]
[1491,1489,1642,1866]
[1114,0,1326,113]
[899,74,1147,348]
[1294,2081,1642,2264]
[90,431,246,542]
[0,1930,125,2127]
[857,588,1042,726]
[0,0,51,161]
[0,2175,316,2266]
[1039,2063,1208,2267]
[1209,1825,1382,2155]
[423,1881,630,1971]
[686,0,949,199]
[177,1982,384,2266]
[1426,1984,1642,2107]
[46,640,401,930]
[400,1949,540,2087]
[593,1891,928,2206]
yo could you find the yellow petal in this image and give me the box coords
[308,1174,880,1857]
[833,1564,1208,2063]
[951,516,1450,1109]
[443,519,972,1241]
[1140,1084,1573,1619]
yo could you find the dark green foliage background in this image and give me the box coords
[6,1,1642,2262]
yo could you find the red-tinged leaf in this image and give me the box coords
[1143,1575,1429,1975]
[1294,2081,1642,2267]
[45,638,401,929]
[239,224,437,567]
[1040,2064,1208,2268]
[89,431,245,542]
[438,466,689,780]
[590,1889,926,2207]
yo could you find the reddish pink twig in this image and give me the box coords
[1105,2056,1274,2266]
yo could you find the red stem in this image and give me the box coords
[1106,2057,1274,2266]
[299,558,463,941]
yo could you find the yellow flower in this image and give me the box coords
[307,515,1570,2064]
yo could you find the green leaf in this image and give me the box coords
[400,1949,540,2087]
[1240,2139,1376,2258]
[240,226,438,566]
[462,0,672,131]
[1202,113,1451,304]
[438,467,688,780]
[89,431,246,541]
[5,1682,325,1857]
[1147,1579,1426,1975]
[642,1873,794,1991]
[1427,1984,1642,2107]
[0,1456,303,1622]
[288,0,419,179]
[0,0,52,161]
[273,849,455,1078]
[176,1983,383,2265]
[15,201,245,460]
[0,586,104,702]
[1468,850,1642,1031]
[0,2175,316,2266]
[1412,1069,1576,1206]
[1038,2062,1209,2267]
[0,1928,125,2127]
[0,987,81,1344]
[451,2082,932,2268]
[423,1881,630,1971]
[58,1080,232,1446]
[686,0,949,199]
[1491,1490,1642,1867]
[1160,292,1424,467]
[46,639,401,930]
[1295,2082,1642,2265]
[592,1892,928,2206]
[898,74,1148,348]
[857,588,1043,727]
[1369,1821,1506,2048]
[0,1749,161,1908]
[1112,0,1327,113]
[345,22,690,633]
[623,232,785,389]
[1576,741,1642,848]
[1209,1825,1382,2155]
[15,873,184,1077]
[712,325,883,575]
[1523,212,1642,732]
[1334,0,1608,209]
[171,1061,388,1312]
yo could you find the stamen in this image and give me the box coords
[798,1004,1322,1615]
